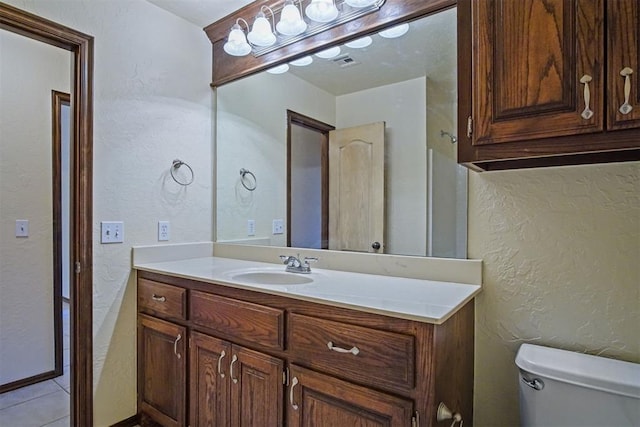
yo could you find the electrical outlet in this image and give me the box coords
[247,219,256,236]
[15,220,29,237]
[272,219,284,235]
[101,221,124,243]
[158,221,170,241]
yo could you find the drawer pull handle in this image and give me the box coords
[289,376,299,410]
[327,341,360,355]
[151,294,166,302]
[230,354,239,384]
[217,350,226,378]
[173,334,182,359]
[619,67,634,115]
[580,74,594,120]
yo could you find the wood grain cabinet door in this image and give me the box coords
[473,0,604,144]
[189,332,231,427]
[607,0,640,130]
[229,345,284,427]
[287,365,414,427]
[138,314,186,427]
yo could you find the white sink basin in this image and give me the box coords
[229,270,314,285]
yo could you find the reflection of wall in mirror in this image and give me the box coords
[0,29,70,385]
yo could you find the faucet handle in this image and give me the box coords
[303,256,318,265]
[279,255,290,264]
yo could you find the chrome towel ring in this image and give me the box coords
[239,168,257,191]
[170,159,194,186]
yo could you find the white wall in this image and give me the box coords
[336,77,427,256]
[0,29,70,385]
[216,71,335,246]
[2,1,214,425]
[469,161,640,426]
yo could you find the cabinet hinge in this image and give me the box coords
[189,337,192,349]
[466,115,473,138]
[411,410,420,427]
[74,261,81,274]
[283,367,290,386]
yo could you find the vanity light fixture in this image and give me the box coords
[276,0,307,36]
[315,46,341,59]
[305,0,339,23]
[223,0,386,57]
[223,18,252,56]
[378,23,409,38]
[345,36,372,48]
[247,6,277,47]
[290,55,314,66]
[266,64,290,74]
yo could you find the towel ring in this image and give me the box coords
[239,168,257,191]
[170,159,194,186]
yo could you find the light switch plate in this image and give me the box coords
[101,221,124,243]
[15,220,29,237]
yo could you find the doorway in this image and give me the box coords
[0,3,94,426]
[286,110,334,249]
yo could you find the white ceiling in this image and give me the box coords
[145,1,457,96]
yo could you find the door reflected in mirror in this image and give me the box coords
[216,6,467,258]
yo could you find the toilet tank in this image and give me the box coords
[516,343,640,427]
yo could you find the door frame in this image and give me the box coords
[286,110,334,249]
[0,4,94,426]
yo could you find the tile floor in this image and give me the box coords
[0,302,71,426]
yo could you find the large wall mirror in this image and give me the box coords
[216,6,467,258]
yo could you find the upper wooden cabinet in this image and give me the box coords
[458,0,640,170]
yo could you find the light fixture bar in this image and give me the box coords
[251,0,385,57]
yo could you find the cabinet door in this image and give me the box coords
[607,0,640,130]
[473,0,604,144]
[230,345,284,427]
[138,314,186,427]
[287,365,413,427]
[190,332,231,427]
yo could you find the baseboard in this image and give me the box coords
[0,370,58,394]
[109,414,140,427]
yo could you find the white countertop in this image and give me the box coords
[134,256,481,324]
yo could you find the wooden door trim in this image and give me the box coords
[0,4,94,426]
[286,110,334,249]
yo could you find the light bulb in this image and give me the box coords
[290,56,313,66]
[345,36,372,49]
[305,0,339,23]
[277,0,307,36]
[248,13,276,47]
[345,0,376,7]
[378,23,409,39]
[266,64,290,74]
[223,23,251,56]
[315,46,341,59]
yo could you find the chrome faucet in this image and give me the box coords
[279,254,318,274]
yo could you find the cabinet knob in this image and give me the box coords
[371,241,381,251]
[619,67,634,115]
[580,74,594,120]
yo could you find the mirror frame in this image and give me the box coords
[0,3,94,426]
[205,0,457,87]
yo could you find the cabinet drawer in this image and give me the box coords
[289,313,415,391]
[190,290,284,350]
[138,279,186,320]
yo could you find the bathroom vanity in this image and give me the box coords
[134,253,480,427]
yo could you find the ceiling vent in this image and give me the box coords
[332,54,361,68]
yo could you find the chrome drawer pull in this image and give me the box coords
[619,67,634,115]
[173,334,182,359]
[151,294,166,302]
[217,350,226,378]
[327,341,360,355]
[580,74,594,120]
[230,354,239,384]
[289,376,299,410]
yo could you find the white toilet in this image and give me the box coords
[516,343,640,426]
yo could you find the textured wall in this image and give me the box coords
[468,161,640,426]
[0,29,70,385]
[3,1,214,425]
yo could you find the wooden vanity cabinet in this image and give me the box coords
[137,270,474,427]
[459,0,640,170]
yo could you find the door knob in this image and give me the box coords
[371,241,381,250]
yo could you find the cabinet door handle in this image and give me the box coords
[619,67,634,115]
[580,74,594,120]
[151,294,166,302]
[327,341,360,355]
[173,334,182,359]
[230,354,239,384]
[289,376,299,410]
[217,350,226,378]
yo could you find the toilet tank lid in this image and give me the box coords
[515,344,640,399]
